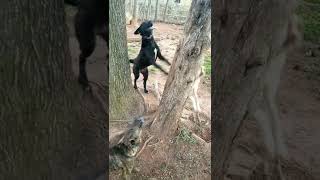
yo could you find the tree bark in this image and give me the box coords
[152,0,211,138]
[109,0,145,120]
[212,0,299,179]
[0,0,107,179]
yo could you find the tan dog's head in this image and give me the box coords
[120,117,144,157]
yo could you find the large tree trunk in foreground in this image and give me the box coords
[0,0,107,179]
[212,0,304,179]
[109,0,145,120]
[152,0,211,138]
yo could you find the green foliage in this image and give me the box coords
[296,0,320,43]
[176,128,197,144]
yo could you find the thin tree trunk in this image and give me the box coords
[212,0,299,179]
[142,0,147,21]
[152,0,211,138]
[154,0,159,21]
[132,0,138,26]
[147,0,152,20]
[163,0,170,22]
[109,0,145,120]
[0,0,107,179]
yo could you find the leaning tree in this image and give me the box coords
[151,0,211,138]
[0,0,107,179]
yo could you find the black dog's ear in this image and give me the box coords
[134,27,140,35]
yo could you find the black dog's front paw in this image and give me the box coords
[144,89,149,93]
[134,85,138,89]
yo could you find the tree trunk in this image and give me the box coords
[109,0,145,120]
[147,0,152,20]
[152,0,211,138]
[131,0,138,26]
[154,0,159,21]
[163,0,170,22]
[0,0,107,179]
[212,0,299,179]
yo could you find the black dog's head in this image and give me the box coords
[134,20,154,37]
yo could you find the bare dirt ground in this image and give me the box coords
[279,42,320,178]
[66,5,320,178]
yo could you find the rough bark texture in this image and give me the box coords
[152,0,211,138]
[212,0,307,179]
[109,0,145,120]
[0,1,107,179]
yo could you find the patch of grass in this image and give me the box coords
[127,46,138,56]
[176,128,197,144]
[149,66,157,72]
[203,53,211,76]
[296,0,320,43]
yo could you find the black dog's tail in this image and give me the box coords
[65,0,79,6]
[129,59,134,64]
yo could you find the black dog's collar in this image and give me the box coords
[142,35,153,39]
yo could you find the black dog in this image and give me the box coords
[65,0,108,90]
[130,21,171,93]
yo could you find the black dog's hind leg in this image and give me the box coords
[133,65,140,89]
[97,25,108,47]
[152,62,169,75]
[75,14,96,89]
[78,41,95,89]
[155,43,171,65]
[141,68,149,93]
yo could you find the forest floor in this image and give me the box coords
[110,22,212,180]
[65,5,320,179]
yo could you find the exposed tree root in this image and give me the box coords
[136,136,154,158]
